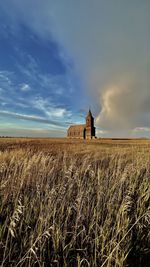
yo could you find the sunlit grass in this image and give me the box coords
[0,138,150,266]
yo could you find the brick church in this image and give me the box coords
[67,109,96,139]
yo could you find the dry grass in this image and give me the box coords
[0,138,150,266]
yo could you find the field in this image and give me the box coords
[0,138,150,267]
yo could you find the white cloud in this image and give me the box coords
[49,108,65,118]
[96,129,108,137]
[0,70,13,88]
[17,54,72,97]
[32,96,71,119]
[133,127,150,133]
[20,83,30,92]
[0,71,31,108]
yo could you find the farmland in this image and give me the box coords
[0,138,150,266]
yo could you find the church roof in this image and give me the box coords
[68,124,86,131]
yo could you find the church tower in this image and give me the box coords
[85,109,95,139]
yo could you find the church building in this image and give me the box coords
[67,109,96,139]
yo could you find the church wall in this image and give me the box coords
[67,129,85,139]
[86,127,92,139]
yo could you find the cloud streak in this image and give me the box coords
[0,110,72,128]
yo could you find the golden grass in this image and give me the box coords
[0,138,150,266]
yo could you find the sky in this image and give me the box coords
[0,0,150,137]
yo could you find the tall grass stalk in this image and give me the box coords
[0,139,149,266]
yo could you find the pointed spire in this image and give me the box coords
[87,108,92,117]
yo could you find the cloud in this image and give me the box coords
[133,127,150,133]
[0,70,30,108]
[0,1,150,136]
[32,96,71,119]
[0,110,71,127]
[0,70,13,89]
[16,53,73,97]
[96,67,150,132]
[0,71,18,106]
[96,129,108,137]
[20,83,30,92]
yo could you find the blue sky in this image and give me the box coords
[0,5,89,137]
[0,1,150,137]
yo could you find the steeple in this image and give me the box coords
[86,109,94,128]
[85,108,95,139]
[87,109,92,117]
[87,109,93,118]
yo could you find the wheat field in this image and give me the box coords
[0,138,150,267]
